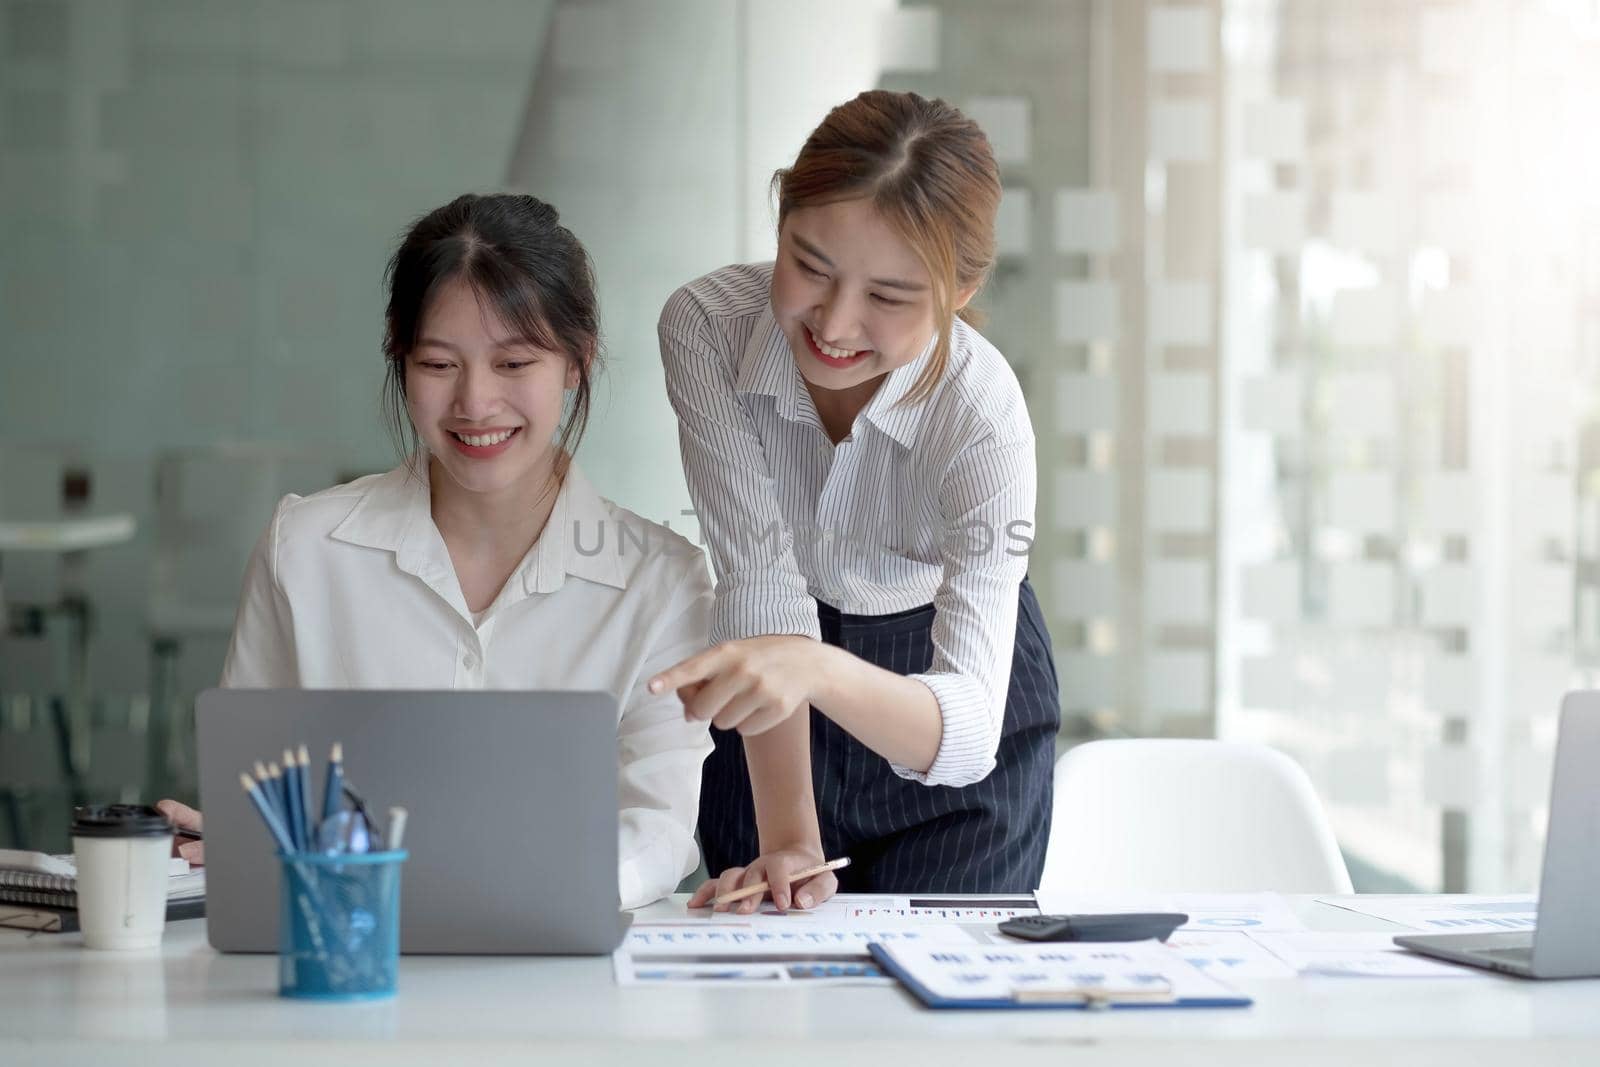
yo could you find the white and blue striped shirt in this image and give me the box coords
[658,262,1037,788]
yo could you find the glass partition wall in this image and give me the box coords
[2,1,1596,893]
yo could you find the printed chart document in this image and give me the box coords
[868,940,1252,1009]
[618,895,1036,986]
[1033,891,1305,933]
[1163,930,1298,979]
[711,893,1037,926]
[1249,932,1489,978]
[1315,894,1538,932]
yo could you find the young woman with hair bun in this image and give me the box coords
[160,194,714,910]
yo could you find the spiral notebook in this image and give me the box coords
[0,897,206,934]
[0,849,204,911]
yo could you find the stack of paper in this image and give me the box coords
[0,849,205,933]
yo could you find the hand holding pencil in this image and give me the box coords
[688,850,847,913]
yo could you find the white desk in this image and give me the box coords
[1,895,1596,1066]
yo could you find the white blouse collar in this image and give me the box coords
[329,456,628,609]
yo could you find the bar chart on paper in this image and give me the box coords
[703,894,1039,926]
[1162,931,1298,979]
[1249,933,1490,978]
[614,922,987,986]
[832,895,1038,924]
[1316,896,1539,932]
[616,896,1039,986]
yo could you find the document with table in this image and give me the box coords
[868,939,1253,1009]
[615,894,1036,985]
[614,891,1506,998]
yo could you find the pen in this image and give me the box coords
[174,826,204,841]
[386,806,408,850]
[710,857,851,907]
[240,772,295,853]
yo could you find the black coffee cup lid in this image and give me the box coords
[71,804,174,838]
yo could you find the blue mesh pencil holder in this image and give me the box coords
[278,850,407,1001]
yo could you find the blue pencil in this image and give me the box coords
[296,744,316,850]
[240,772,295,853]
[282,747,305,852]
[266,760,288,833]
[252,761,282,830]
[321,741,345,827]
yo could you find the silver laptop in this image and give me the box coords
[1394,692,1600,978]
[196,689,630,955]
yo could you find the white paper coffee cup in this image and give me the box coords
[71,805,175,951]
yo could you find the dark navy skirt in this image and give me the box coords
[697,578,1060,893]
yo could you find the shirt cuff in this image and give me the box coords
[619,857,642,911]
[710,585,822,645]
[619,855,666,912]
[891,672,1000,788]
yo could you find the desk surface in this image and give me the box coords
[2,895,1595,1066]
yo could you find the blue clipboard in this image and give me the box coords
[867,943,1254,1011]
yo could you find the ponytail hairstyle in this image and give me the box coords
[380,193,602,464]
[773,90,1001,404]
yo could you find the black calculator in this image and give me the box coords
[998,912,1188,943]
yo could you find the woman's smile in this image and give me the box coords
[447,425,522,457]
[803,325,873,369]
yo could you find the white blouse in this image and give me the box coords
[659,262,1038,789]
[220,459,715,910]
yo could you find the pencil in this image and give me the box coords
[282,748,304,852]
[240,772,295,853]
[296,743,316,850]
[251,761,276,825]
[710,857,851,907]
[321,741,345,825]
[265,760,287,833]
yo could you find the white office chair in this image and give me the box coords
[1039,738,1354,894]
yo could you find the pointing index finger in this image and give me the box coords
[648,646,721,695]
